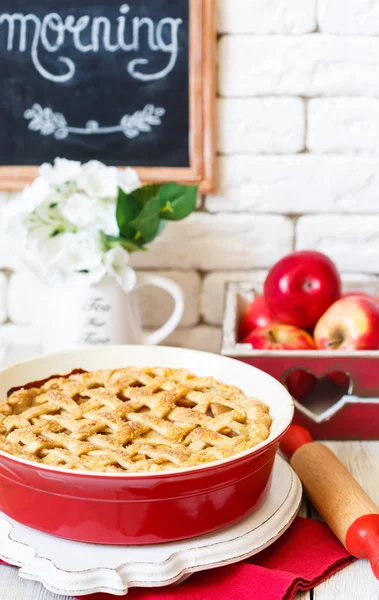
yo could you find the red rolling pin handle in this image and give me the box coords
[346,515,379,579]
[280,424,313,458]
[280,425,379,579]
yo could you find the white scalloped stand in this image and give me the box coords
[0,456,301,597]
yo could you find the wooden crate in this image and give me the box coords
[221,282,379,440]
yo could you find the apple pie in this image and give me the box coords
[0,367,271,473]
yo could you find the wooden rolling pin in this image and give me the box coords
[280,425,379,579]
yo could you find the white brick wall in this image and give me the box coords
[218,0,316,34]
[219,36,379,97]
[318,0,379,35]
[308,99,379,154]
[0,274,8,324]
[166,326,222,354]
[2,4,379,358]
[130,214,293,270]
[296,216,379,272]
[138,271,201,328]
[218,98,305,154]
[207,155,379,213]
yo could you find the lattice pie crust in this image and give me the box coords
[0,367,271,473]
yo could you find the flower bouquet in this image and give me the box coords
[6,159,197,351]
[7,158,197,289]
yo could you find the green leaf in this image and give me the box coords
[115,182,197,246]
[116,188,141,239]
[158,183,198,221]
[119,238,147,253]
[100,232,146,253]
[130,196,162,242]
[130,184,163,206]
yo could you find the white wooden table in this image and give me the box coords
[1,441,379,599]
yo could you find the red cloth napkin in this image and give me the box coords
[1,517,354,600]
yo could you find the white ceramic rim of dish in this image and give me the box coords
[0,345,294,478]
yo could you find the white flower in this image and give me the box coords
[104,246,137,292]
[39,158,81,185]
[49,230,105,278]
[59,193,96,229]
[25,232,67,278]
[95,199,119,236]
[7,159,142,284]
[25,199,75,240]
[77,161,119,198]
[60,194,118,236]
[118,167,141,194]
[5,178,50,222]
[4,185,64,260]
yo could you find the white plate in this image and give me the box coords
[0,456,301,597]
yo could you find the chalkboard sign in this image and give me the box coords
[0,0,215,191]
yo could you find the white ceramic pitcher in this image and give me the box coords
[42,273,184,353]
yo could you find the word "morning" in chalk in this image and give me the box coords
[0,3,183,83]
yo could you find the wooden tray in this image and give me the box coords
[221,282,379,440]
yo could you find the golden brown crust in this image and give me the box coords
[0,367,271,473]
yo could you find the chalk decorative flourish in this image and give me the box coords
[24,104,166,140]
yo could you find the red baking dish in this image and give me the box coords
[0,346,293,545]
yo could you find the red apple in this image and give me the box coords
[264,251,341,329]
[238,296,275,340]
[314,296,379,350]
[285,369,317,401]
[243,324,315,350]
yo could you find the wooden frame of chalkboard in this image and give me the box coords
[0,0,216,192]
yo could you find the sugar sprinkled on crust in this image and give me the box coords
[0,367,271,473]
